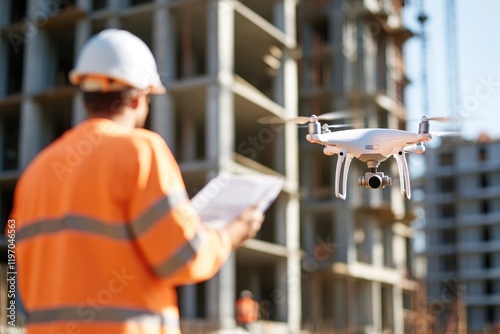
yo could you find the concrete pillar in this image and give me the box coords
[335,209,355,263]
[333,277,348,329]
[347,278,357,329]
[180,112,197,162]
[151,95,176,151]
[356,279,373,328]
[107,0,122,28]
[302,214,314,254]
[0,38,7,98]
[0,120,4,170]
[300,150,311,197]
[72,0,91,126]
[372,220,384,267]
[273,0,298,178]
[207,253,236,329]
[301,24,313,90]
[329,1,345,92]
[248,270,261,301]
[19,1,46,168]
[305,273,321,328]
[371,281,382,332]
[206,0,234,167]
[287,244,301,333]
[0,1,10,27]
[24,1,49,94]
[274,196,287,246]
[393,228,405,272]
[275,259,287,322]
[151,4,176,148]
[274,2,301,332]
[205,7,235,327]
[392,285,404,334]
[386,39,396,100]
[180,284,197,319]
[19,99,43,168]
[274,194,301,331]
[364,218,375,264]
[363,18,377,94]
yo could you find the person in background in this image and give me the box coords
[11,29,264,334]
[236,290,260,332]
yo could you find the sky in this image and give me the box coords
[403,0,500,141]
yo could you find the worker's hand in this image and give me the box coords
[221,206,264,249]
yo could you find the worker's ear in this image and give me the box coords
[128,91,141,109]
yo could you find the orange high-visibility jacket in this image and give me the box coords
[12,119,231,334]
[236,297,259,324]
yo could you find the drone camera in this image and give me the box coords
[358,172,392,189]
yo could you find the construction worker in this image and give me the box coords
[11,29,264,334]
[236,290,259,332]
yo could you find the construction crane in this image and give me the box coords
[417,0,429,116]
[445,0,461,122]
[443,1,466,332]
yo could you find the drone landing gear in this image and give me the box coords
[393,151,411,200]
[334,150,354,200]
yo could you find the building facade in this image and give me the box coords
[297,0,418,333]
[424,137,500,332]
[0,0,416,333]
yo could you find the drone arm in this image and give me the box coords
[393,151,411,199]
[335,151,354,200]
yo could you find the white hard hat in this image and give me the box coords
[69,29,166,94]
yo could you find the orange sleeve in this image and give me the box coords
[127,131,231,285]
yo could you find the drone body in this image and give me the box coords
[258,113,452,200]
[303,115,445,200]
[307,126,432,200]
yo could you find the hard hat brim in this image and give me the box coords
[70,71,166,94]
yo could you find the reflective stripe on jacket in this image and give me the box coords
[12,119,231,333]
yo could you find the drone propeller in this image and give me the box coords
[422,116,458,123]
[298,123,360,129]
[410,115,459,123]
[431,130,461,137]
[257,111,352,125]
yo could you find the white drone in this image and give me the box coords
[259,112,456,200]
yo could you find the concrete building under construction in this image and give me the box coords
[0,0,417,333]
[424,137,500,333]
[297,0,418,333]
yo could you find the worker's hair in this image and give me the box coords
[83,89,140,114]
